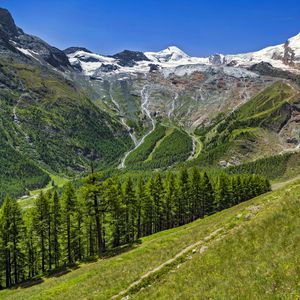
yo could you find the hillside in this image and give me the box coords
[193,81,300,166]
[0,59,132,200]
[0,179,298,299]
[124,124,193,169]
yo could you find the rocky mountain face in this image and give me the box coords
[0,8,71,70]
[64,31,300,132]
[63,30,300,166]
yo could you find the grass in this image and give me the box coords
[17,173,69,209]
[2,178,299,299]
[134,182,300,299]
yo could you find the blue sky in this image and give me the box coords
[2,0,300,56]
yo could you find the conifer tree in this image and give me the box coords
[33,192,50,272]
[81,173,107,254]
[50,190,60,268]
[135,177,146,238]
[214,174,233,211]
[0,196,25,287]
[61,183,76,264]
[143,179,154,236]
[123,177,136,243]
[189,168,202,221]
[150,174,164,232]
[175,169,189,225]
[201,172,214,216]
[105,177,124,247]
[162,172,176,230]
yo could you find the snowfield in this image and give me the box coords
[63,32,300,78]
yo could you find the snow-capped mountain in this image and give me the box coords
[64,33,300,78]
[223,32,300,71]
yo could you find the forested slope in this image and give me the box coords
[0,59,132,200]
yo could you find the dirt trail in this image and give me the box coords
[111,228,224,299]
[272,175,300,191]
[111,197,270,299]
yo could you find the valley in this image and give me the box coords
[1,5,300,299]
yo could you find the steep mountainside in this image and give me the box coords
[0,8,70,70]
[0,9,132,199]
[194,81,300,166]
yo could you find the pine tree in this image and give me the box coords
[33,192,50,273]
[163,172,176,229]
[81,173,107,254]
[143,179,154,236]
[135,177,146,239]
[214,174,233,211]
[61,183,76,264]
[0,196,25,287]
[148,174,164,233]
[123,177,136,243]
[175,169,189,225]
[201,172,214,216]
[50,190,61,269]
[23,210,39,279]
[105,177,124,247]
[189,168,202,221]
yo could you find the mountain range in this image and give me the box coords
[1,7,300,198]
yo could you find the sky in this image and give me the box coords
[2,0,300,56]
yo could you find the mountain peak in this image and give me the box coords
[145,46,189,63]
[161,46,189,57]
[112,50,150,67]
[0,7,19,37]
[64,47,93,54]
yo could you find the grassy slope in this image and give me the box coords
[2,180,299,299]
[136,183,300,299]
[17,173,69,210]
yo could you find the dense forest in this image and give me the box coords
[0,142,50,202]
[126,124,192,170]
[225,153,291,180]
[0,169,270,289]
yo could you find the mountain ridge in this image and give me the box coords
[1,6,300,197]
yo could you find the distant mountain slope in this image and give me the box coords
[1,5,300,190]
[0,8,133,198]
[195,81,300,166]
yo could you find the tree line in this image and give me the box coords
[0,169,271,289]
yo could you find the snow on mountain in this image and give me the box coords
[223,32,300,72]
[144,46,190,62]
[65,32,300,78]
[65,46,209,77]
[67,49,116,75]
